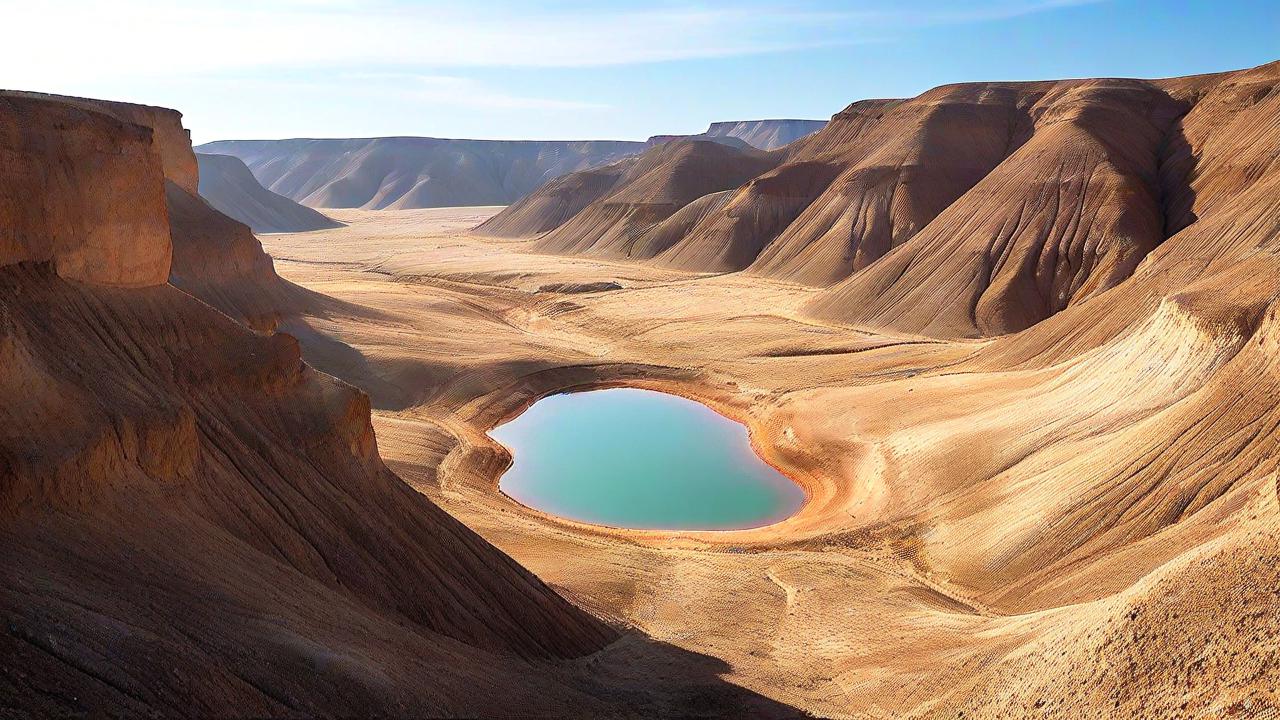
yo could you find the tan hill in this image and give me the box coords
[482,61,1280,340]
[648,118,827,150]
[196,136,647,209]
[2,91,311,331]
[196,152,343,233]
[478,139,780,268]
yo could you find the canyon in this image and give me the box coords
[4,60,1280,719]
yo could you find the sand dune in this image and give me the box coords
[196,152,342,233]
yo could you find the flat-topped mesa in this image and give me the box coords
[0,94,171,287]
[9,91,315,330]
[646,119,828,151]
[196,136,647,210]
[3,90,199,195]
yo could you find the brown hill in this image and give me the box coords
[4,91,326,331]
[805,78,1187,336]
[485,61,1280,340]
[196,152,343,233]
[0,93,625,717]
[478,139,780,267]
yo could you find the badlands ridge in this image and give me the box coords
[2,61,1280,719]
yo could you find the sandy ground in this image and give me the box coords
[260,208,1279,718]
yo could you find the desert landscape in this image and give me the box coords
[2,3,1279,716]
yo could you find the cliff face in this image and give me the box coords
[485,61,1280,339]
[0,94,171,287]
[12,92,315,331]
[196,152,343,233]
[0,94,618,717]
[3,90,200,195]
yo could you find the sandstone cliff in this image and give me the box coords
[0,94,621,717]
[0,95,171,287]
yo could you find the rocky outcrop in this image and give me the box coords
[0,93,171,287]
[3,90,199,195]
[15,92,318,330]
[0,93,620,717]
[196,153,342,233]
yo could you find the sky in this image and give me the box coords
[2,0,1276,144]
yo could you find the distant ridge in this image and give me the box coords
[197,137,646,210]
[196,119,825,211]
[648,119,827,151]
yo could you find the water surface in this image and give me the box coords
[489,388,804,530]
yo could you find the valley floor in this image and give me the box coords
[260,208,1279,719]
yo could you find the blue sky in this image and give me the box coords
[2,0,1276,143]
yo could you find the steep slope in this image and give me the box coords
[474,160,634,238]
[0,93,623,718]
[488,62,1280,339]
[198,137,646,210]
[197,152,343,233]
[3,91,322,331]
[807,78,1187,336]
[481,140,779,266]
[536,140,779,263]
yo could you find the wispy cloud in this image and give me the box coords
[1,0,1104,85]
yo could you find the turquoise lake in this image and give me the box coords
[489,388,805,530]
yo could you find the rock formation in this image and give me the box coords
[6,92,323,331]
[0,94,171,287]
[196,152,342,233]
[484,61,1280,340]
[0,93,624,717]
[479,139,780,268]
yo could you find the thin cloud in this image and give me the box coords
[0,0,1104,87]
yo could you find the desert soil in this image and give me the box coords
[262,207,1278,719]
